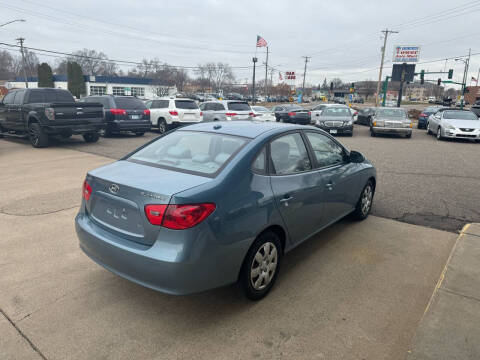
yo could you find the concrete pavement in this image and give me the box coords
[406,223,480,360]
[0,140,458,359]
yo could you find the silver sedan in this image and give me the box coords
[427,109,480,141]
[370,108,412,138]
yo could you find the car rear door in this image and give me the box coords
[269,131,326,244]
[304,131,360,223]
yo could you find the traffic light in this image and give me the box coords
[351,82,355,89]
[330,82,333,90]
[437,78,441,86]
[448,69,453,79]
[420,70,425,85]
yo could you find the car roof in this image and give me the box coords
[179,121,308,139]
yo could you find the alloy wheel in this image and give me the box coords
[361,185,373,216]
[437,127,442,140]
[159,121,166,134]
[250,242,278,290]
[28,124,39,146]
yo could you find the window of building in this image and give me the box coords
[89,86,107,96]
[132,87,145,97]
[112,87,125,96]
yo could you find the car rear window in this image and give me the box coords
[129,130,247,177]
[175,100,198,109]
[27,90,75,103]
[376,108,406,118]
[227,102,251,111]
[114,97,146,109]
[443,111,478,120]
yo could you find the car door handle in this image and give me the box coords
[326,181,335,190]
[279,196,293,203]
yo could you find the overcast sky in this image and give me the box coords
[1,0,480,88]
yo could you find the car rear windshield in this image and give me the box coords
[175,100,198,109]
[27,90,75,103]
[227,102,251,111]
[286,105,304,111]
[322,108,351,116]
[376,108,406,118]
[443,111,478,120]
[129,130,247,176]
[253,106,269,112]
[114,97,146,109]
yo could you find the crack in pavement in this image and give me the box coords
[0,308,48,360]
[0,205,78,217]
[382,170,480,181]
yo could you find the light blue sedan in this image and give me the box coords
[76,121,376,300]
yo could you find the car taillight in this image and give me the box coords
[45,107,55,120]
[308,111,311,116]
[249,112,254,117]
[169,110,178,116]
[144,203,216,229]
[419,113,427,117]
[82,180,92,201]
[110,109,126,115]
[288,112,296,116]
[200,111,203,116]
[143,109,150,116]
[225,112,237,117]
[145,204,168,225]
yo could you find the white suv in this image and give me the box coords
[145,98,202,133]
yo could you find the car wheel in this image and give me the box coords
[158,119,168,134]
[370,129,376,137]
[240,231,282,301]
[351,180,375,220]
[83,132,100,143]
[406,133,412,138]
[436,127,443,140]
[427,123,432,135]
[28,122,49,148]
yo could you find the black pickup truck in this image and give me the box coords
[0,88,105,148]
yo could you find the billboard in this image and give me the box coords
[391,64,416,82]
[393,46,420,63]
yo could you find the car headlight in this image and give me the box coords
[403,122,411,128]
[444,124,455,130]
[316,120,324,125]
[345,120,353,125]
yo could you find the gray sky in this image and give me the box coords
[1,0,479,88]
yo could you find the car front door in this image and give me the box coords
[429,111,441,132]
[269,132,326,245]
[10,90,26,130]
[0,91,16,130]
[304,131,361,224]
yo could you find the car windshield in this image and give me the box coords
[175,100,198,109]
[443,111,478,120]
[376,108,406,118]
[227,102,251,111]
[253,106,269,112]
[129,130,247,176]
[322,108,351,116]
[115,97,146,109]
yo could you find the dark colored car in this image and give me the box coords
[418,106,444,129]
[75,121,376,300]
[314,106,354,136]
[80,95,151,136]
[356,107,377,126]
[0,88,104,147]
[273,104,311,124]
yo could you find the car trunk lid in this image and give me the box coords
[85,160,211,246]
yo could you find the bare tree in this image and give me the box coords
[11,49,39,77]
[194,62,234,92]
[0,50,15,79]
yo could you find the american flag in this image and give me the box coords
[256,35,267,47]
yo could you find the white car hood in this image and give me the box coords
[445,119,480,129]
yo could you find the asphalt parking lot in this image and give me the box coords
[0,140,458,359]
[12,118,478,233]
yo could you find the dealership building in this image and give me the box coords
[5,75,176,99]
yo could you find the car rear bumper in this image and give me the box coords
[315,125,353,134]
[43,122,105,135]
[75,212,249,295]
[108,120,151,132]
[371,127,412,135]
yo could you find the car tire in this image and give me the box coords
[351,180,375,220]
[406,133,412,138]
[240,231,282,301]
[158,119,168,134]
[427,123,432,135]
[83,132,99,143]
[28,122,49,148]
[135,132,145,137]
[104,129,114,137]
[370,129,376,137]
[436,127,443,140]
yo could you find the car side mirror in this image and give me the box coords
[349,150,365,163]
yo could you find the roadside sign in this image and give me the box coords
[286,71,296,80]
[393,46,420,63]
[391,64,416,82]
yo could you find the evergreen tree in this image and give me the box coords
[67,61,86,98]
[37,63,54,87]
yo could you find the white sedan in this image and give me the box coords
[251,106,276,121]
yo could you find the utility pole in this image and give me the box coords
[476,67,479,87]
[16,37,29,88]
[460,48,471,110]
[264,47,269,99]
[375,29,398,106]
[270,68,274,93]
[252,56,258,105]
[302,56,310,96]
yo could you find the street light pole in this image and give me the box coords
[252,56,258,105]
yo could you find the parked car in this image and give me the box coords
[427,109,480,142]
[79,95,150,136]
[356,107,377,126]
[272,104,311,124]
[314,106,354,136]
[311,103,345,124]
[470,104,480,117]
[75,121,376,300]
[199,100,253,122]
[370,107,412,138]
[428,96,436,103]
[417,106,444,129]
[0,88,104,147]
[251,106,276,121]
[145,98,202,134]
